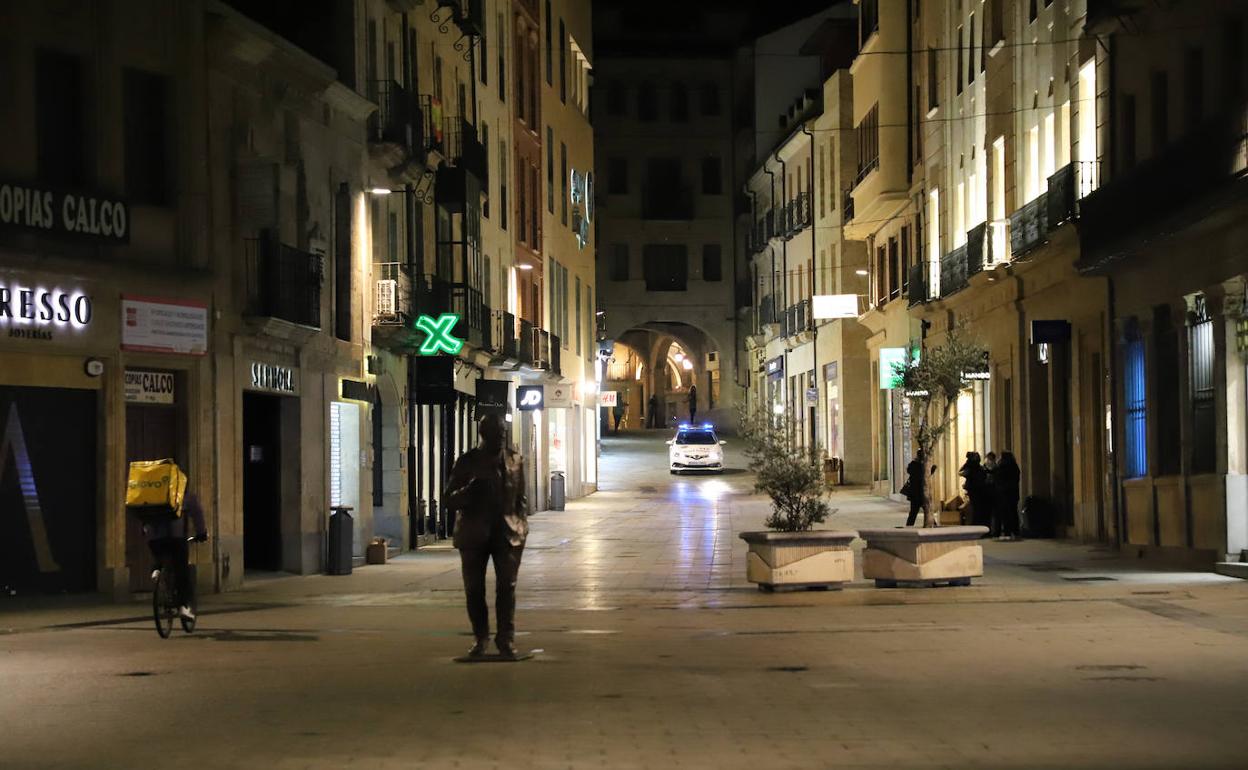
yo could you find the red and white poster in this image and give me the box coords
[121,296,209,355]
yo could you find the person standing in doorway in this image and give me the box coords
[647,394,659,429]
[688,384,698,423]
[993,452,1022,541]
[445,414,529,659]
[904,449,938,527]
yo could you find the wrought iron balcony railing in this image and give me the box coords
[940,243,969,298]
[368,79,416,149]
[782,299,812,338]
[245,232,323,328]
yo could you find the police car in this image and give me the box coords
[667,424,726,474]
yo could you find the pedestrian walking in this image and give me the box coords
[903,449,938,527]
[444,414,529,660]
[960,452,990,528]
[993,452,1022,541]
[688,384,698,423]
[647,394,659,428]
[612,400,625,434]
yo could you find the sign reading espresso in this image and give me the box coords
[249,362,297,394]
[0,182,129,243]
[0,281,94,340]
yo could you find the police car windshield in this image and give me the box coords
[676,430,716,445]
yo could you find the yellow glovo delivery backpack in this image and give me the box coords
[126,459,188,519]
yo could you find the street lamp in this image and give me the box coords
[369,187,393,196]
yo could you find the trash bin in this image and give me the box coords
[549,470,566,511]
[327,506,354,575]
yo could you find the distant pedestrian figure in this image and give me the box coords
[688,384,698,423]
[993,452,1022,541]
[647,394,659,428]
[983,452,999,535]
[612,400,625,434]
[445,414,529,660]
[960,452,990,528]
[904,449,938,528]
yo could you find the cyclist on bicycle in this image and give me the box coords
[144,492,208,621]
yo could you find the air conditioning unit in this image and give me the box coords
[376,279,397,318]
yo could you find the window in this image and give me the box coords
[500,140,509,230]
[1029,0,1038,23]
[643,244,688,291]
[480,20,488,86]
[927,48,938,111]
[1151,72,1169,152]
[608,157,628,194]
[559,19,567,104]
[575,277,582,356]
[638,81,657,121]
[968,15,976,84]
[497,13,506,102]
[610,244,629,281]
[1123,324,1147,478]
[124,69,172,205]
[1078,60,1097,170]
[485,255,493,306]
[530,165,540,246]
[482,124,490,218]
[544,0,552,85]
[585,285,594,360]
[36,49,88,187]
[334,184,352,340]
[699,82,720,116]
[517,159,527,244]
[1189,295,1216,474]
[606,80,625,116]
[900,226,911,295]
[702,244,722,281]
[1184,48,1204,131]
[957,26,964,94]
[560,142,568,226]
[990,0,1004,48]
[927,188,941,296]
[875,245,887,306]
[700,156,722,195]
[1027,125,1041,201]
[855,104,880,182]
[670,82,689,122]
[888,236,900,299]
[1154,305,1182,476]
[1121,93,1137,168]
[860,0,879,46]
[546,127,555,214]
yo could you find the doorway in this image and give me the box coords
[243,393,283,571]
[125,389,185,592]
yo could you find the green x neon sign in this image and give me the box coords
[414,313,464,355]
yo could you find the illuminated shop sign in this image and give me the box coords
[249,362,297,394]
[517,385,544,411]
[0,182,129,243]
[415,313,464,355]
[0,281,94,340]
[879,347,907,390]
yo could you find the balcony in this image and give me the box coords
[1081,109,1247,269]
[244,233,322,329]
[419,95,445,156]
[1010,193,1049,258]
[549,335,562,376]
[436,117,487,210]
[367,80,416,151]
[781,192,812,239]
[1047,161,1100,228]
[371,270,489,352]
[493,310,519,360]
[782,299,812,338]
[518,318,535,364]
[641,185,694,220]
[533,327,551,369]
[757,295,777,334]
[939,244,969,298]
[907,263,927,306]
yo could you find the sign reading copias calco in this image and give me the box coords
[0,181,129,243]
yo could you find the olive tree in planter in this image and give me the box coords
[737,406,855,591]
[894,325,989,527]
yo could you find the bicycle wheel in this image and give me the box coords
[179,580,197,634]
[152,570,175,639]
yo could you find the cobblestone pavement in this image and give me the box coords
[3,431,1247,769]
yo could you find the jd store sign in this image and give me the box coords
[0,181,129,243]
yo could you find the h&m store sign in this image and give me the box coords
[0,181,129,243]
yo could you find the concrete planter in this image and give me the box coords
[739,530,857,591]
[858,526,988,587]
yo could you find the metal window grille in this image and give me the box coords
[1123,335,1148,478]
[1189,296,1216,473]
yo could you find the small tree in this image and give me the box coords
[894,325,988,523]
[738,404,832,532]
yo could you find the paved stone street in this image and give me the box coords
[3,431,1248,769]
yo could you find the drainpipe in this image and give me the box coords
[802,121,824,459]
[763,165,777,319]
[774,148,790,444]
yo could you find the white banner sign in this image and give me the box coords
[122,296,208,355]
[124,370,175,404]
[546,384,573,409]
[599,391,618,408]
[812,294,859,319]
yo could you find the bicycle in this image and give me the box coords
[151,535,205,639]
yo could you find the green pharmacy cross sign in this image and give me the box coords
[414,313,464,356]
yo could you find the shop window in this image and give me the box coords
[1188,296,1217,474]
[1122,326,1147,479]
